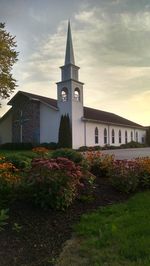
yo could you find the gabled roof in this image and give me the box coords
[8,91,58,110]
[83,106,143,128]
[6,90,144,129]
[0,108,12,122]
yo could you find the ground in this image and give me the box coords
[103,147,150,160]
[0,178,129,266]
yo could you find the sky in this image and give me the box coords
[0,0,150,126]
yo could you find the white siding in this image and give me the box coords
[0,111,12,144]
[84,121,146,147]
[40,104,59,143]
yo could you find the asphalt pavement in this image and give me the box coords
[102,147,150,160]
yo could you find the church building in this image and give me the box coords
[0,22,146,149]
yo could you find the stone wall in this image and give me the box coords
[12,94,40,143]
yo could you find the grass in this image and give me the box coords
[73,191,150,266]
[0,149,37,157]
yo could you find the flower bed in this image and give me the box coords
[84,151,115,177]
[25,157,88,210]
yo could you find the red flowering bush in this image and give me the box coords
[110,160,139,193]
[26,157,84,210]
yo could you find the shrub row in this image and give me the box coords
[78,141,147,152]
[0,142,58,150]
[0,148,150,210]
[84,151,150,193]
[0,149,93,210]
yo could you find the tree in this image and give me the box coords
[58,114,72,148]
[146,127,150,146]
[0,23,18,105]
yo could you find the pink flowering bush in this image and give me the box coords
[26,157,84,210]
[110,160,139,193]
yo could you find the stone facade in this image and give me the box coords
[12,94,40,143]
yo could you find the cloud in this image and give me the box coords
[1,0,150,125]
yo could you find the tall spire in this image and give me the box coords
[65,21,75,65]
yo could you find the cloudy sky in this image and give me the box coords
[0,0,150,126]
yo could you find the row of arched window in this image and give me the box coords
[61,88,80,102]
[95,127,139,144]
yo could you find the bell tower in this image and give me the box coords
[57,21,84,148]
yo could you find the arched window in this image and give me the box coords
[125,130,128,144]
[131,131,133,141]
[136,131,138,142]
[112,129,115,144]
[61,88,68,102]
[95,127,99,144]
[104,128,107,144]
[119,130,121,144]
[74,88,80,101]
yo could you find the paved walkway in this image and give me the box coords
[102,147,150,160]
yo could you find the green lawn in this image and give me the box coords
[73,191,150,266]
[0,150,35,157]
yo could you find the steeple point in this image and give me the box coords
[65,21,75,65]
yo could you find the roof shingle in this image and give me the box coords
[7,91,143,128]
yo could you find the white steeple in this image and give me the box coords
[65,21,75,65]
[57,20,84,149]
[60,21,80,81]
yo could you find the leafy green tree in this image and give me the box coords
[58,114,72,148]
[0,23,18,105]
[146,127,150,146]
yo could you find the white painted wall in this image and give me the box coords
[84,121,146,147]
[57,79,85,149]
[40,103,59,143]
[71,81,84,149]
[0,111,12,144]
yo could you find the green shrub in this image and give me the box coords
[146,127,150,146]
[78,146,88,152]
[120,141,146,149]
[140,173,150,188]
[58,114,72,148]
[5,154,31,169]
[51,148,83,164]
[25,157,84,210]
[111,160,139,193]
[135,157,150,189]
[0,209,9,231]
[39,142,58,150]
[0,142,33,150]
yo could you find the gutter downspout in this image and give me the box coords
[108,125,110,145]
[84,121,86,146]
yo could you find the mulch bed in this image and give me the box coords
[0,178,129,266]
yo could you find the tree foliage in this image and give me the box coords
[0,23,18,104]
[146,127,150,146]
[58,114,72,148]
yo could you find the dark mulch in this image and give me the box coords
[0,178,129,266]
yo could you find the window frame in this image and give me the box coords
[95,127,99,144]
[74,88,80,101]
[119,130,122,144]
[104,128,107,144]
[61,88,68,102]
[112,129,115,144]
